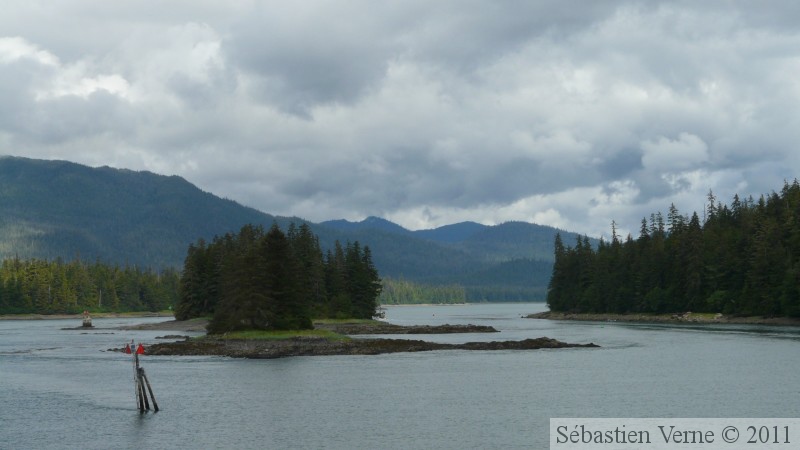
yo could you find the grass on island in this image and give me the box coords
[312,318,383,325]
[221,328,351,341]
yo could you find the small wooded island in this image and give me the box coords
[135,224,597,358]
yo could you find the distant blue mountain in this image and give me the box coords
[413,221,487,243]
[321,216,413,235]
[321,216,593,262]
[315,215,597,301]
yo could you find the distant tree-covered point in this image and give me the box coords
[378,276,548,304]
[548,180,800,317]
[0,257,179,314]
[379,277,466,304]
[175,223,382,333]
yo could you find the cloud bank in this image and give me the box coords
[2,1,800,238]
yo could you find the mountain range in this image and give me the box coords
[0,156,594,301]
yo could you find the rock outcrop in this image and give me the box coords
[143,335,598,359]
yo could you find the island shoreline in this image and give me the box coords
[114,318,599,358]
[527,310,800,326]
[143,335,599,359]
[0,311,175,321]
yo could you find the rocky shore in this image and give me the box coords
[527,310,800,326]
[118,317,210,332]
[144,335,598,359]
[312,321,499,335]
[123,318,597,358]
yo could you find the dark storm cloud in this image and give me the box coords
[226,2,395,114]
[224,1,622,114]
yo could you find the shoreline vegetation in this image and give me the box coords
[527,311,800,326]
[114,318,598,358]
[0,311,175,321]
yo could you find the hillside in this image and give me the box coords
[320,218,595,300]
[321,218,592,265]
[0,156,293,267]
[0,156,594,301]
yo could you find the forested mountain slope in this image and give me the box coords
[0,156,288,267]
[0,156,594,301]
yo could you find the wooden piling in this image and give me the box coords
[132,345,142,412]
[138,368,151,411]
[142,369,159,412]
[131,343,158,413]
[136,377,146,412]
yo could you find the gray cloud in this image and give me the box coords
[1,1,800,238]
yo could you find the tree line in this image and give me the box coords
[175,223,382,333]
[380,277,466,304]
[365,276,548,304]
[0,257,179,314]
[548,180,800,317]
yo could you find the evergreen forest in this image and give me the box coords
[547,180,800,317]
[175,223,382,333]
[379,277,467,304]
[0,257,179,314]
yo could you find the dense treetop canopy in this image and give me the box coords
[0,257,178,314]
[176,223,383,333]
[548,180,800,317]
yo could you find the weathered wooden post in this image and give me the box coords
[127,341,158,413]
[141,367,159,412]
[137,360,150,411]
[126,342,140,411]
[136,375,146,412]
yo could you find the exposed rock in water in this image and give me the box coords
[114,317,597,359]
[141,336,598,359]
[458,337,597,350]
[118,318,209,332]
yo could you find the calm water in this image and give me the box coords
[2,304,799,449]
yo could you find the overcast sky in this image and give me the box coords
[2,1,800,238]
